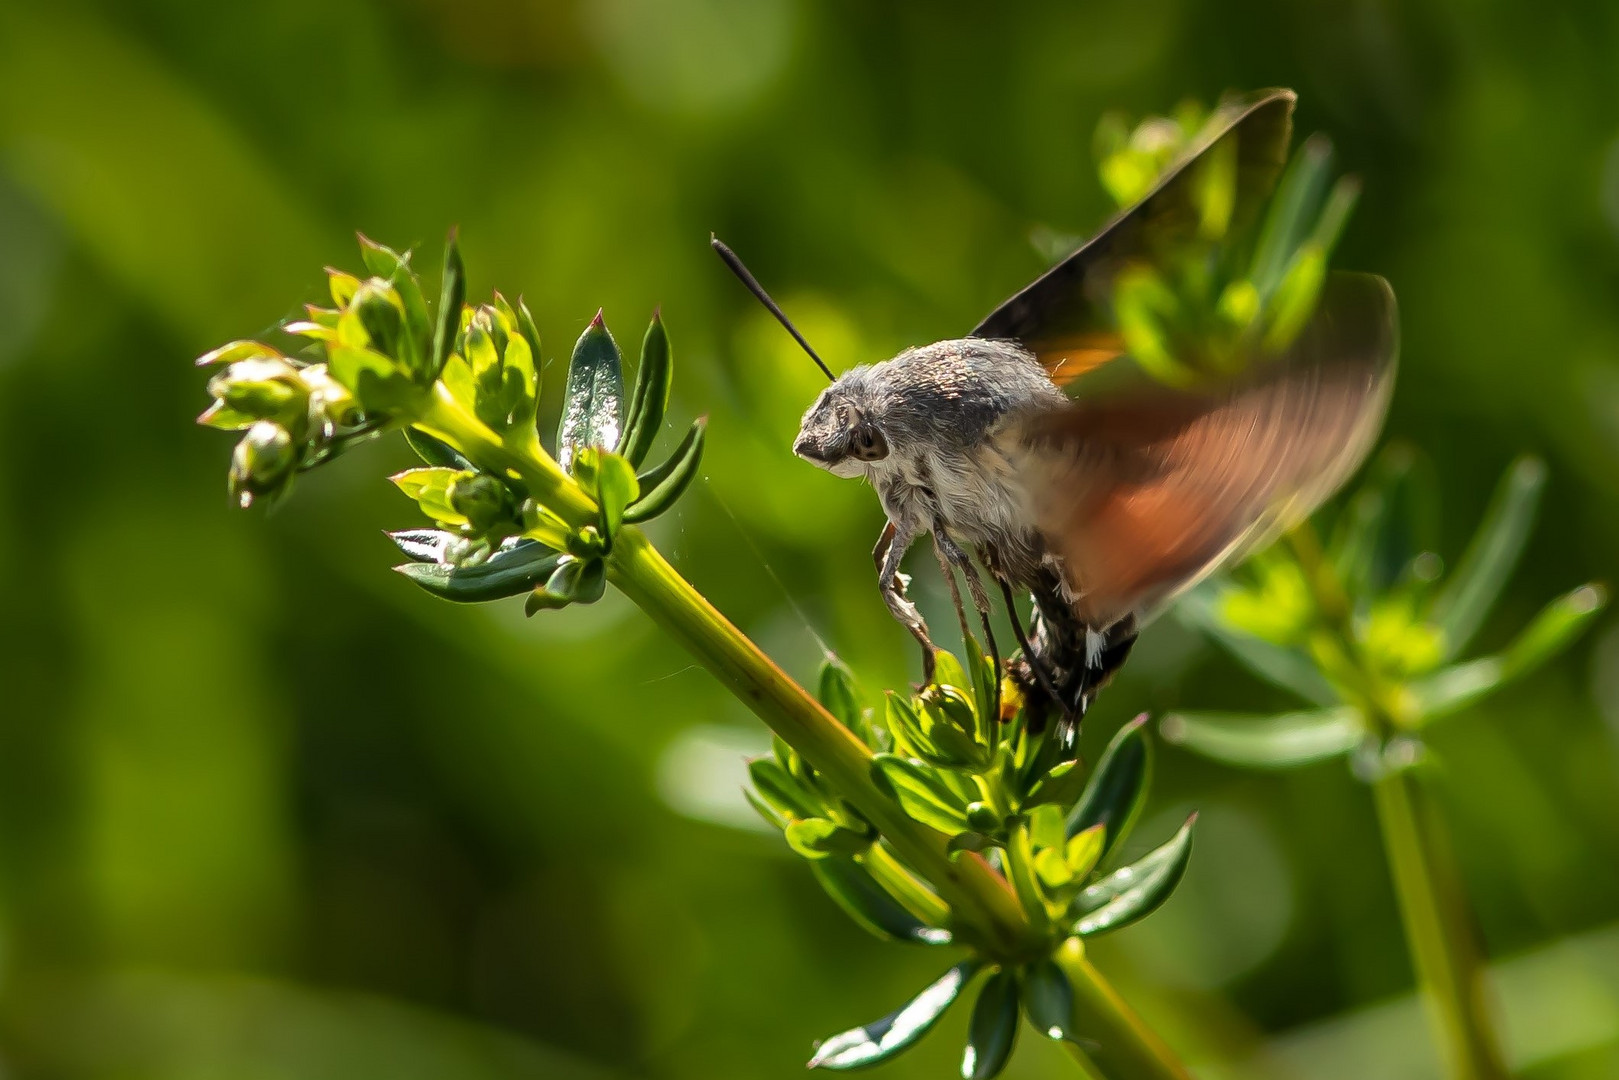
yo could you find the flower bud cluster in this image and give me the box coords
[196,342,369,508]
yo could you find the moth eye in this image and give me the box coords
[851,423,888,462]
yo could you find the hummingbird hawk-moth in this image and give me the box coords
[717,88,1397,731]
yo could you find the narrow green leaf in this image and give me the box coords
[1159,706,1364,769]
[882,694,929,759]
[351,280,407,361]
[194,339,282,368]
[523,555,606,614]
[391,467,467,526]
[1024,759,1086,811]
[810,856,952,946]
[786,818,872,859]
[623,417,706,524]
[1327,442,1432,591]
[743,788,786,830]
[870,754,970,834]
[928,686,978,734]
[1405,657,1503,723]
[557,312,625,473]
[327,269,360,308]
[1067,715,1150,859]
[1021,959,1074,1041]
[197,402,259,431]
[1408,584,1607,723]
[1430,456,1546,658]
[932,649,971,697]
[404,427,471,469]
[514,298,544,374]
[919,705,989,769]
[617,312,673,469]
[579,449,639,538]
[356,235,431,377]
[356,232,400,277]
[1065,824,1105,879]
[1027,804,1065,851]
[501,317,539,432]
[1175,588,1337,705]
[431,231,465,380]
[1500,582,1606,678]
[394,541,564,603]
[748,757,822,820]
[568,557,606,604]
[964,632,999,739]
[1249,135,1334,299]
[388,528,455,563]
[1072,814,1197,936]
[961,970,1019,1080]
[817,656,865,734]
[809,961,982,1070]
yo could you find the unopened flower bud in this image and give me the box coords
[349,278,406,358]
[447,471,516,533]
[464,308,503,383]
[208,356,307,424]
[301,364,363,429]
[229,421,299,508]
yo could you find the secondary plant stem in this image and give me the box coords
[608,527,1193,1080]
[1372,765,1509,1080]
[608,527,1031,955]
[1056,939,1194,1080]
[1290,526,1509,1080]
[416,394,1195,1079]
[862,842,953,928]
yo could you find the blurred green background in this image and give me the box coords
[1,1,1618,1077]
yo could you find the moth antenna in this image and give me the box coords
[711,235,835,382]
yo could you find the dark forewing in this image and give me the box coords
[972,88,1297,388]
[1012,272,1398,630]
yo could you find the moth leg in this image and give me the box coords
[930,534,975,669]
[876,520,935,684]
[997,575,1072,726]
[934,527,1002,717]
[872,521,895,574]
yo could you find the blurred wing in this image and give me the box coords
[1013,272,1398,630]
[972,88,1296,388]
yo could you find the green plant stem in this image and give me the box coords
[608,526,1029,954]
[417,385,596,525]
[1055,939,1194,1080]
[415,394,1194,1078]
[862,842,953,929]
[1289,524,1509,1079]
[1371,766,1509,1080]
[608,527,1193,1080]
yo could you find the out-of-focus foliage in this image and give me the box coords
[1,3,1618,1079]
[1167,448,1605,773]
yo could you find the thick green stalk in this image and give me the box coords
[609,527,1030,955]
[416,385,597,525]
[608,529,1193,1080]
[1372,766,1509,1080]
[1055,939,1194,1080]
[1290,526,1509,1079]
[861,842,953,929]
[413,394,1194,1078]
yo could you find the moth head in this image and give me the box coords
[794,377,889,478]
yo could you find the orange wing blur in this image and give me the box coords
[1011,272,1398,630]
